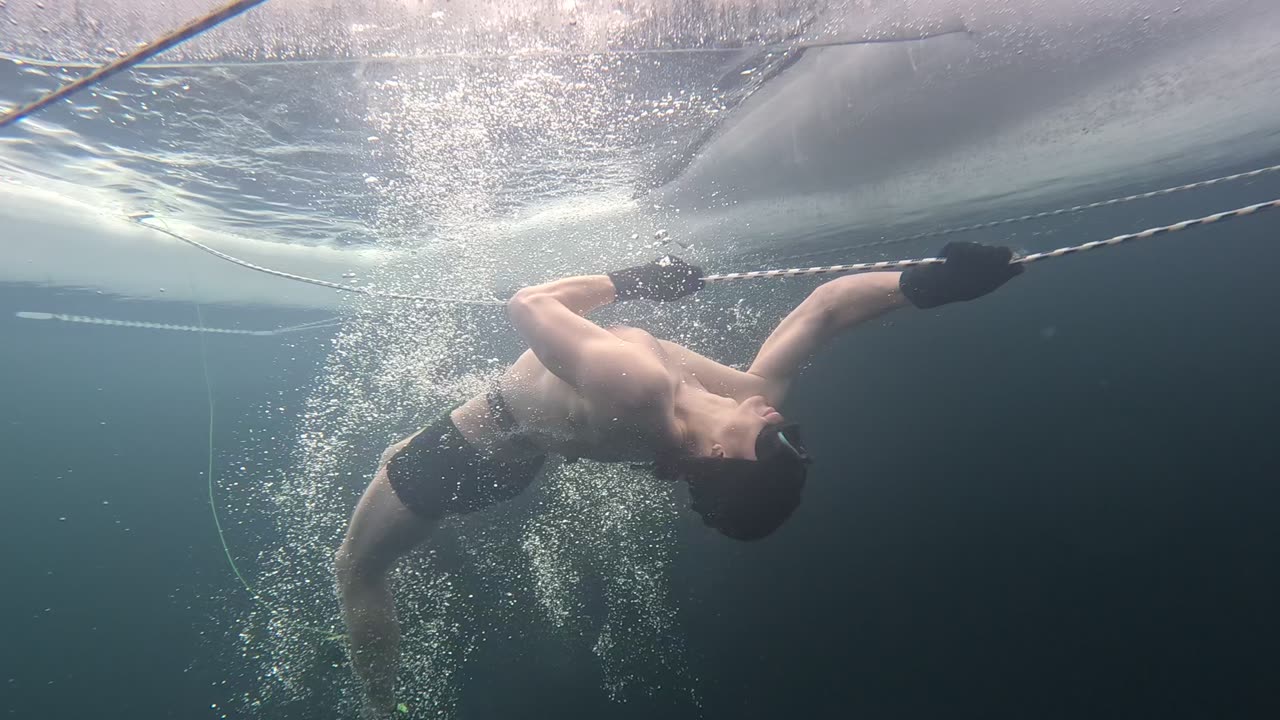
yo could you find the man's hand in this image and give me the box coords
[898,241,1022,309]
[608,255,704,301]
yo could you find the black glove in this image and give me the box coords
[608,255,704,301]
[899,242,1022,309]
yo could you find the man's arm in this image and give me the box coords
[746,242,1023,400]
[746,272,906,399]
[507,275,665,397]
[505,256,704,400]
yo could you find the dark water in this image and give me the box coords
[3,167,1280,719]
[0,296,317,718]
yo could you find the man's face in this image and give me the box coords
[711,395,785,460]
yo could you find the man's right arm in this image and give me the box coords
[506,275,654,395]
[505,256,705,397]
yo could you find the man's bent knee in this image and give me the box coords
[334,543,365,590]
[335,537,392,593]
[337,484,434,592]
[378,436,414,469]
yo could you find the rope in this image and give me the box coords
[17,310,272,335]
[703,197,1280,282]
[133,193,1279,297]
[133,217,504,306]
[192,302,344,641]
[0,27,970,71]
[193,303,255,596]
[773,163,1280,264]
[0,0,269,129]
[13,310,340,336]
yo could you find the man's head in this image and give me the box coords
[687,394,787,460]
[663,399,811,541]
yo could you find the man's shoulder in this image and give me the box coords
[577,331,672,398]
[606,325,661,347]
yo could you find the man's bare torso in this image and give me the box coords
[451,326,770,463]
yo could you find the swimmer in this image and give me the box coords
[336,241,1021,716]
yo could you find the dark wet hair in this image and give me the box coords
[660,424,811,541]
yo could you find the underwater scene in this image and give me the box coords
[2,1,1279,718]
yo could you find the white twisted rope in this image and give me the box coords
[775,163,1280,264]
[16,311,273,335]
[702,197,1280,282]
[134,218,504,306]
[135,196,1279,296]
[14,311,343,336]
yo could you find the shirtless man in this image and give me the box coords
[335,242,1022,715]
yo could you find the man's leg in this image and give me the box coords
[336,463,438,716]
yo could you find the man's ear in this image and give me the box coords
[709,444,725,458]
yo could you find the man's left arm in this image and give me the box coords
[746,272,907,399]
[746,242,1022,400]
